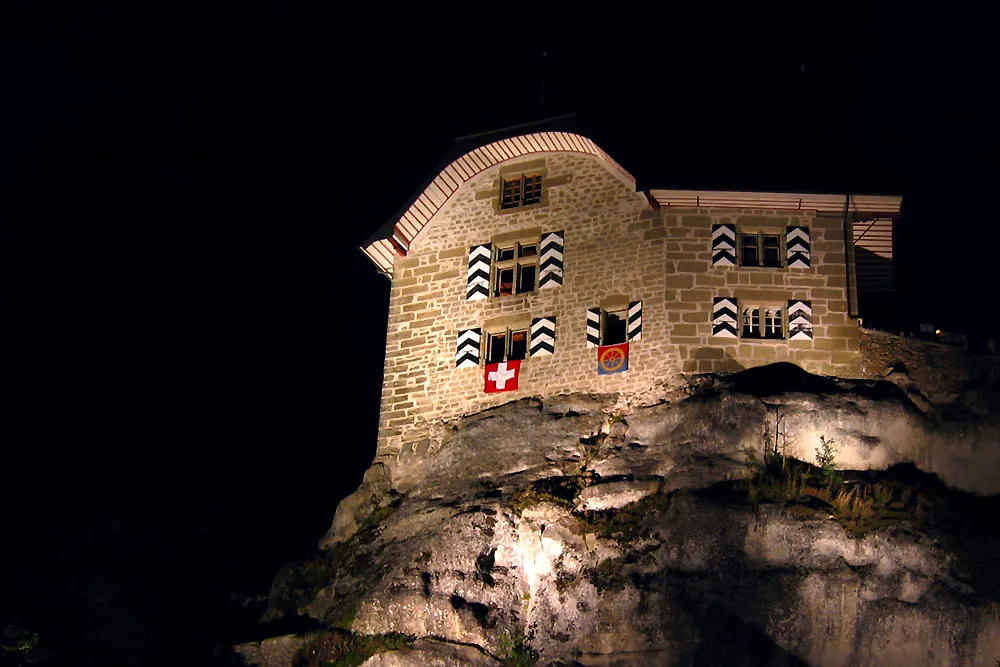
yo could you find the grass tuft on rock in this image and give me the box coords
[508,476,588,516]
[497,631,538,666]
[737,453,931,537]
[577,491,672,544]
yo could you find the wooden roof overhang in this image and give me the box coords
[649,190,903,214]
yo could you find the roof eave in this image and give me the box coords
[649,189,903,215]
[361,129,636,278]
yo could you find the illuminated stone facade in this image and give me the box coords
[363,133,901,461]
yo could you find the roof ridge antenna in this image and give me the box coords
[453,113,578,143]
[540,50,547,115]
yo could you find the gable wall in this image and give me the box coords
[375,153,860,463]
[377,152,676,461]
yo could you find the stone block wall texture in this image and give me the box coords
[375,152,860,461]
[663,210,859,378]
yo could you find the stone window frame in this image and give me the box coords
[491,227,541,299]
[741,303,786,340]
[491,159,548,215]
[474,158,573,214]
[483,314,533,365]
[739,227,785,269]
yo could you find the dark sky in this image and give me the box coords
[2,4,994,666]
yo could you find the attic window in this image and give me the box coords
[500,173,543,209]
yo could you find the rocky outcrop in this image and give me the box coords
[860,328,1000,416]
[237,363,1000,667]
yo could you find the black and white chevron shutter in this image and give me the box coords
[712,297,739,338]
[538,230,564,289]
[456,328,481,368]
[788,300,813,340]
[529,317,556,356]
[627,300,642,341]
[712,224,737,266]
[586,307,601,348]
[466,243,492,301]
[786,226,811,268]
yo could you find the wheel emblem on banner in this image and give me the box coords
[599,346,625,373]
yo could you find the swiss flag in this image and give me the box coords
[484,360,520,393]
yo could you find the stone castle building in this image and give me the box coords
[361,128,902,461]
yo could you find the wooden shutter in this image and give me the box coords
[466,244,491,301]
[529,317,556,356]
[712,297,738,338]
[456,328,481,367]
[538,230,564,288]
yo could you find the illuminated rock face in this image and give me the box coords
[240,365,1000,667]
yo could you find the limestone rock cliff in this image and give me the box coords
[235,362,1000,667]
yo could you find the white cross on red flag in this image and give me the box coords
[484,360,520,393]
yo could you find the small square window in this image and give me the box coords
[486,328,528,364]
[501,179,522,209]
[589,299,639,348]
[740,232,783,268]
[499,173,543,210]
[603,309,628,345]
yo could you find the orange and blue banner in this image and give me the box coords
[597,343,629,374]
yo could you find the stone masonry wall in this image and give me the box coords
[661,209,861,377]
[377,153,676,462]
[375,152,861,463]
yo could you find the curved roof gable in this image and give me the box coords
[362,131,635,277]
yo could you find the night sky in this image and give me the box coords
[2,4,994,666]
